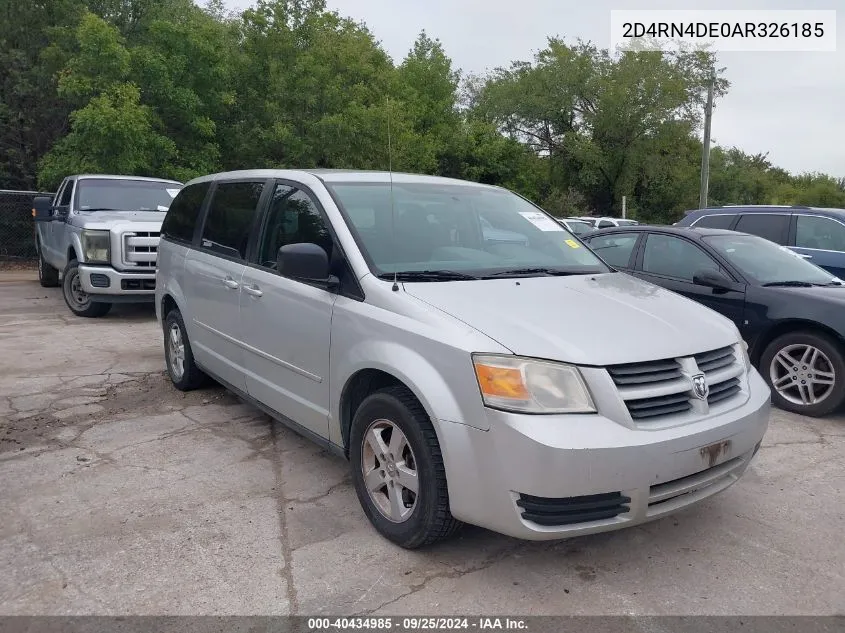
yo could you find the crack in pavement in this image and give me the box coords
[270,421,299,615]
[354,540,536,616]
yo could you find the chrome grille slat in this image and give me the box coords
[122,231,160,268]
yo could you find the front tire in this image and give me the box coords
[349,386,461,549]
[37,246,59,287]
[164,308,207,391]
[62,260,111,318]
[760,330,845,417]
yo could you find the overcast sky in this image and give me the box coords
[225,0,844,178]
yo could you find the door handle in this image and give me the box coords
[243,284,263,298]
[222,277,240,290]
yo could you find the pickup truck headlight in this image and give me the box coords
[81,230,110,264]
[472,354,596,414]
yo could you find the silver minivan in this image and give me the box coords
[155,170,771,548]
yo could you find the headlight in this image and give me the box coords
[472,354,595,414]
[81,230,110,264]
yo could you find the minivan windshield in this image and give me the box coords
[703,233,843,286]
[75,179,181,212]
[327,182,610,279]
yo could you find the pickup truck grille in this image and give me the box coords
[607,345,745,424]
[122,231,160,268]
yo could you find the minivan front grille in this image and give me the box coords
[516,492,631,526]
[122,231,160,268]
[608,344,745,423]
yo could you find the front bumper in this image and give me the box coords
[78,264,156,302]
[437,369,771,540]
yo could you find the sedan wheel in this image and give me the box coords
[761,331,845,417]
[769,344,835,407]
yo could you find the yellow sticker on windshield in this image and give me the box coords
[565,239,580,248]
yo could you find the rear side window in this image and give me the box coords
[200,181,265,260]
[795,215,845,252]
[587,232,639,268]
[693,214,735,229]
[734,213,789,244]
[161,182,210,244]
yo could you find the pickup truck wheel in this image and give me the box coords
[37,247,59,287]
[164,309,206,390]
[349,386,462,549]
[62,260,111,318]
[761,331,845,417]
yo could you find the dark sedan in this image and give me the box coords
[581,225,845,417]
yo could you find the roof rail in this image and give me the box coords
[718,204,811,209]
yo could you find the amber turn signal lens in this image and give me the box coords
[474,363,530,400]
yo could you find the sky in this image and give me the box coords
[224,0,845,178]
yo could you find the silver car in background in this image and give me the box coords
[155,169,770,549]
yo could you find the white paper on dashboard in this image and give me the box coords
[518,211,564,231]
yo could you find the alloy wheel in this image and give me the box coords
[769,343,836,406]
[168,323,186,381]
[361,419,419,523]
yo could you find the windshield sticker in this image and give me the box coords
[166,188,180,198]
[565,239,581,248]
[518,211,564,232]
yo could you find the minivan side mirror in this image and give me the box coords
[693,269,734,291]
[278,243,339,288]
[32,196,54,222]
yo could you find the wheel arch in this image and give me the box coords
[751,319,845,366]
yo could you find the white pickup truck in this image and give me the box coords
[33,174,183,317]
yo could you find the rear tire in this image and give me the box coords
[760,330,845,417]
[37,246,59,287]
[164,308,207,391]
[62,260,111,318]
[349,385,462,549]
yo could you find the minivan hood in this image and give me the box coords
[403,272,739,366]
[73,210,166,228]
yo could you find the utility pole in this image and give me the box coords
[699,67,715,209]
[621,195,627,219]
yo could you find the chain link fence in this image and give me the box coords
[0,190,54,262]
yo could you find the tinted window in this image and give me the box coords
[693,214,735,229]
[161,182,210,244]
[642,234,721,281]
[597,220,614,228]
[587,233,639,268]
[257,184,333,269]
[59,181,73,206]
[734,213,789,244]
[795,215,845,252]
[201,181,264,259]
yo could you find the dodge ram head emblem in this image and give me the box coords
[691,373,708,400]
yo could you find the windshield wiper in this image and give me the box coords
[78,207,119,212]
[762,280,827,287]
[377,270,479,282]
[483,267,597,278]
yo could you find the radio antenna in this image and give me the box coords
[387,95,399,292]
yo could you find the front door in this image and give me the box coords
[183,180,268,393]
[239,182,336,438]
[633,233,747,331]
